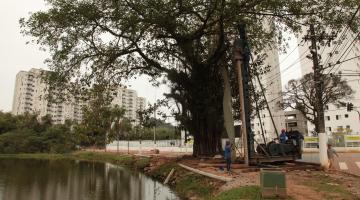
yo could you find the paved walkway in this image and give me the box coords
[300,153,360,176]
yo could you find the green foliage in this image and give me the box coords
[42,125,78,153]
[0,112,78,154]
[21,0,360,155]
[0,124,77,154]
[73,94,127,148]
[175,173,214,198]
[0,112,18,134]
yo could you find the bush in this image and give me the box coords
[42,125,78,153]
[0,125,77,154]
[0,130,43,153]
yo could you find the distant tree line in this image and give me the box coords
[0,112,77,153]
[0,105,178,154]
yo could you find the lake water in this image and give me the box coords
[0,158,180,200]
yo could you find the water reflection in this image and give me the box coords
[0,158,180,200]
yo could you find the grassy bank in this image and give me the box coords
[148,160,220,199]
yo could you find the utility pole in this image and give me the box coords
[310,24,325,134]
[235,24,254,165]
[303,24,335,168]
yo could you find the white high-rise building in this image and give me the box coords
[12,68,147,124]
[12,68,84,124]
[298,29,360,135]
[252,47,286,143]
[110,87,146,123]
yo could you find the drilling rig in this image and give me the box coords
[235,24,303,165]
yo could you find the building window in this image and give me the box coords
[325,105,329,110]
[336,115,341,120]
[326,127,332,131]
[288,122,298,127]
[345,114,349,118]
[286,114,296,120]
[346,125,350,129]
[337,126,343,131]
[326,116,330,121]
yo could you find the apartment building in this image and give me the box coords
[111,87,146,123]
[252,46,286,143]
[12,68,84,124]
[298,28,360,135]
[12,68,146,124]
[284,110,308,134]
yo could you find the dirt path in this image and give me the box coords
[287,171,328,200]
[174,156,360,199]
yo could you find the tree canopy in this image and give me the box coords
[281,73,353,132]
[21,0,360,156]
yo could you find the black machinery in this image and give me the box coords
[256,130,304,160]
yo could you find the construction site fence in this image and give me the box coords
[303,135,360,149]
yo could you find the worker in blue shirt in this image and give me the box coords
[279,129,288,143]
[224,141,231,174]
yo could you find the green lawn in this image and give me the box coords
[214,186,262,200]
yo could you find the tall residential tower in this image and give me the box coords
[12,68,146,124]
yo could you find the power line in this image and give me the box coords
[256,6,360,115]
[326,33,360,75]
[263,48,309,90]
[322,5,360,69]
[337,32,360,62]
[320,3,349,65]
[278,40,304,66]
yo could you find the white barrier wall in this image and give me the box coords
[106,138,242,153]
[106,140,193,153]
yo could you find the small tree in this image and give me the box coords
[281,73,353,133]
[75,87,115,148]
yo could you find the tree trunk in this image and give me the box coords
[191,113,223,156]
[168,64,224,157]
[187,65,224,157]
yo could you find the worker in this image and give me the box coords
[327,143,339,170]
[279,129,288,143]
[224,141,232,174]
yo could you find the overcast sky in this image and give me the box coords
[0,0,300,115]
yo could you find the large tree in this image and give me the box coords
[21,0,360,156]
[281,73,353,133]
